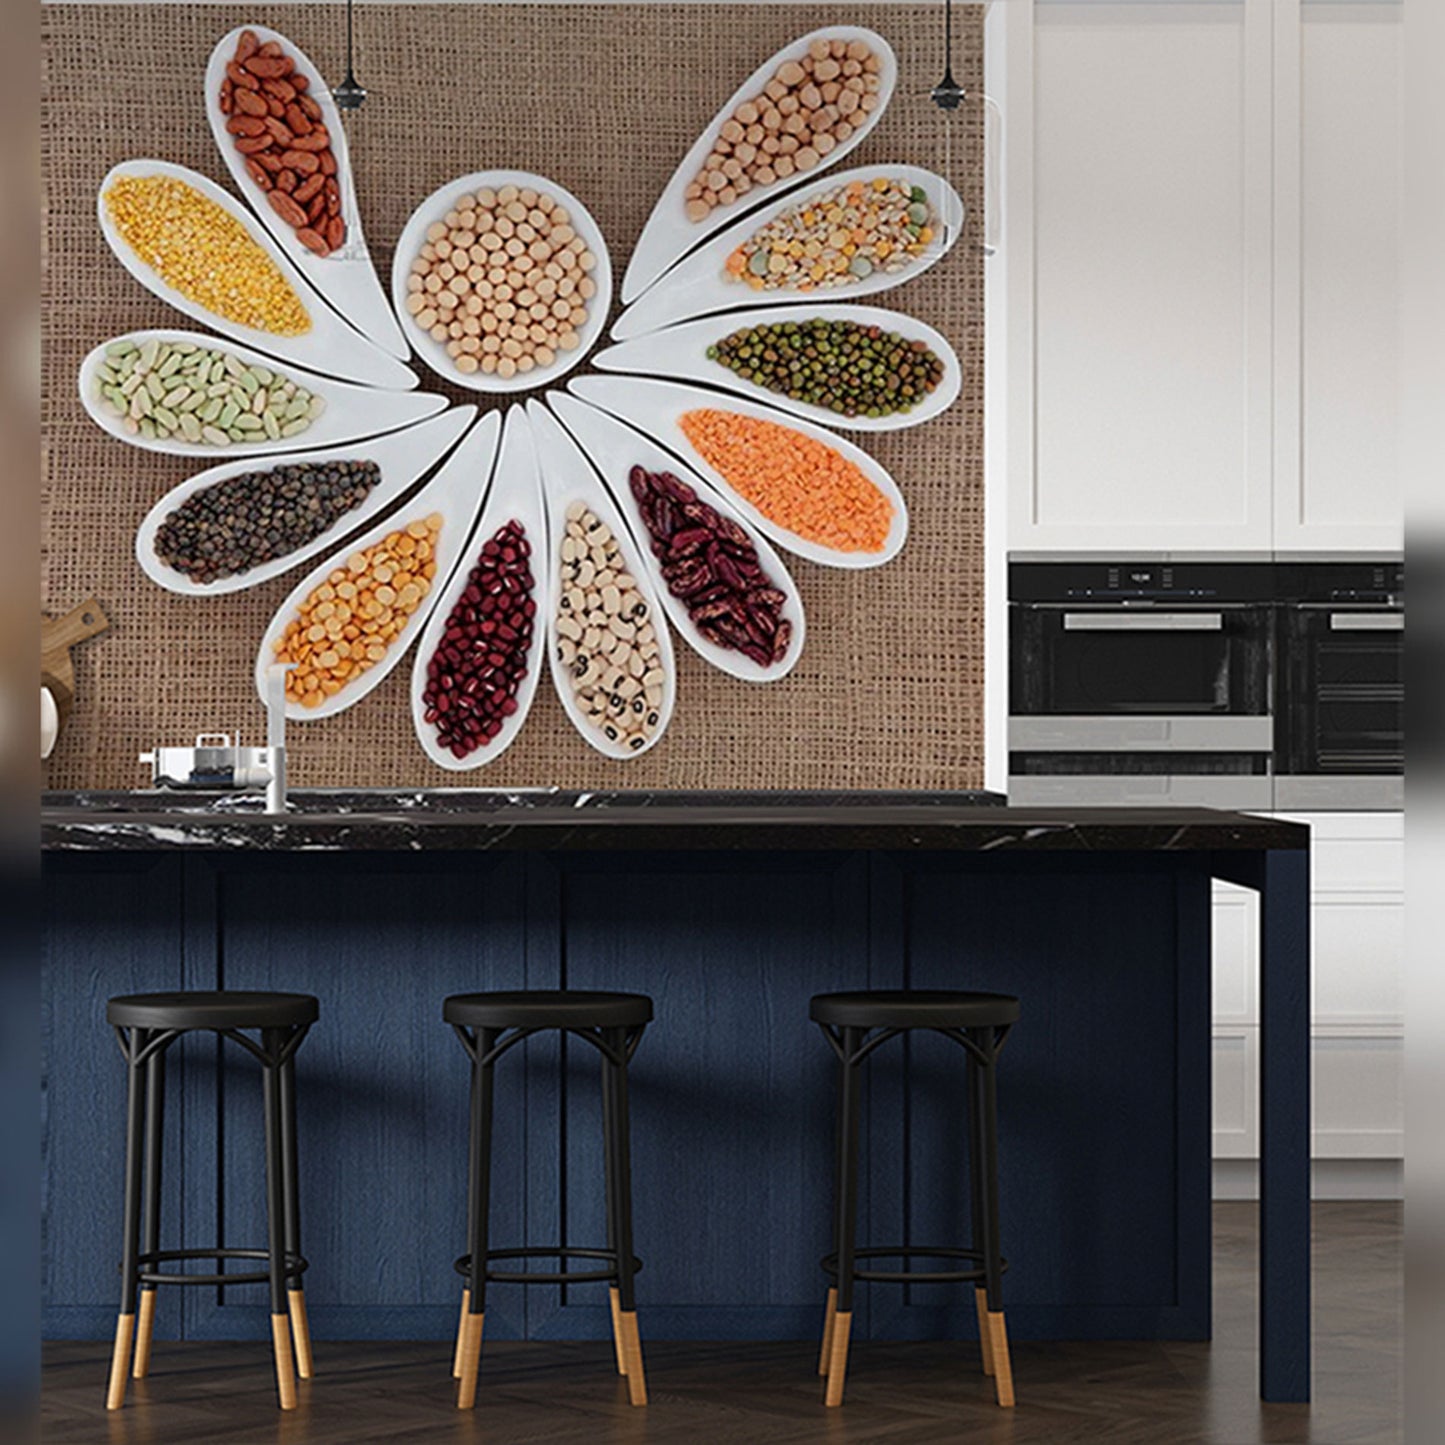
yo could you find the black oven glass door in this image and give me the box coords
[1280,612,1403,773]
[1011,607,1272,716]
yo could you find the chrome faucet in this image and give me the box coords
[138,664,295,814]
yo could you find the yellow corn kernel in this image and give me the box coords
[104,175,310,337]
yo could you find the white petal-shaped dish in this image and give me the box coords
[80,330,444,459]
[612,164,963,343]
[136,408,475,597]
[546,391,805,683]
[526,398,677,760]
[593,304,961,434]
[254,408,500,721]
[410,406,551,770]
[390,170,613,394]
[569,375,908,570]
[204,24,410,362]
[621,26,897,305]
[98,159,416,390]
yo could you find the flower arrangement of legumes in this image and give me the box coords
[93,336,323,446]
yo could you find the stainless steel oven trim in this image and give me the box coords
[1061,612,1225,631]
[1273,776,1404,810]
[1008,716,1274,751]
[1007,775,1275,809]
[1328,613,1403,631]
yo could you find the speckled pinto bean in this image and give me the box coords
[628,465,791,666]
[421,521,536,759]
[220,30,345,255]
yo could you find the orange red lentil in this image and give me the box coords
[274,514,442,706]
[678,409,892,554]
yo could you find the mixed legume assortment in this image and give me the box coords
[95,337,324,446]
[678,408,892,554]
[405,185,598,379]
[725,177,935,293]
[555,503,666,752]
[630,466,792,667]
[708,318,946,419]
[274,515,442,707]
[421,521,537,760]
[218,29,346,257]
[685,36,883,222]
[104,173,311,335]
[153,459,379,585]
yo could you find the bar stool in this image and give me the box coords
[444,990,652,1409]
[810,989,1020,1408]
[103,991,318,1412]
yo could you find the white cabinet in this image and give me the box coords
[1000,0,1403,556]
[1210,812,1403,1162]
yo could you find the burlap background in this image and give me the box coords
[42,4,984,791]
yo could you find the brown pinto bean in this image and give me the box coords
[227,61,260,90]
[296,227,330,256]
[267,189,308,228]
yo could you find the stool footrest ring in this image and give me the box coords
[131,1247,308,1288]
[453,1246,643,1287]
[821,1245,1007,1287]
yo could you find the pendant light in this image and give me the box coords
[926,0,999,255]
[332,0,367,111]
[929,0,966,113]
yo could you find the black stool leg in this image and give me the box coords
[824,1026,863,1407]
[604,1027,647,1405]
[106,1028,148,1411]
[971,1027,1014,1408]
[453,1051,478,1381]
[132,1041,166,1382]
[818,1040,846,1379]
[601,1031,627,1379]
[278,1041,313,1380]
[261,1030,298,1411]
[457,1028,496,1410]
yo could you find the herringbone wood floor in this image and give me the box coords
[42,1203,1401,1444]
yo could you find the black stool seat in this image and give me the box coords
[444,990,653,1030]
[107,991,319,1031]
[810,990,1020,1030]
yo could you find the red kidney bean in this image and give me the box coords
[421,520,534,759]
[628,465,791,667]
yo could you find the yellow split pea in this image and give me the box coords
[404,184,597,379]
[275,515,442,707]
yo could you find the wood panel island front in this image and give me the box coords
[40,791,1311,1402]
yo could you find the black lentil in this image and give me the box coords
[154,459,381,584]
[706,318,947,419]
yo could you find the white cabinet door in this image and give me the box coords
[1273,1,1404,552]
[1009,1,1274,554]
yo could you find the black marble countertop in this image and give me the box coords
[41,789,1308,853]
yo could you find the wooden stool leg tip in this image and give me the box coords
[817,1287,838,1378]
[452,1288,470,1379]
[617,1310,648,1406]
[986,1310,1015,1408]
[456,1311,484,1410]
[105,1313,135,1411]
[132,1290,157,1380]
[271,1313,298,1411]
[823,1310,852,1408]
[288,1288,315,1380]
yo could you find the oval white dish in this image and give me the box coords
[545,391,805,683]
[611,164,964,343]
[253,407,501,721]
[568,374,908,570]
[390,170,613,394]
[97,158,416,390]
[80,329,444,459]
[204,24,410,361]
[621,25,897,305]
[410,406,551,770]
[526,398,677,760]
[592,303,961,434]
[135,407,476,597]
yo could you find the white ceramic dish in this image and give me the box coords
[254,408,500,721]
[611,164,964,343]
[136,408,475,597]
[97,159,416,390]
[390,170,613,394]
[593,303,961,434]
[526,398,677,760]
[410,406,551,770]
[204,25,410,362]
[621,26,897,305]
[546,392,805,683]
[569,375,908,570]
[80,330,444,459]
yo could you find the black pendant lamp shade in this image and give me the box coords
[930,0,966,112]
[332,0,367,110]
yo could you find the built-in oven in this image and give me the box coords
[1275,561,1403,809]
[1008,561,1276,807]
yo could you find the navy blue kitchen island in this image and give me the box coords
[41,792,1311,1402]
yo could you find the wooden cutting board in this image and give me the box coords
[41,597,110,720]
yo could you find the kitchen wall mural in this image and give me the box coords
[41,4,985,790]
